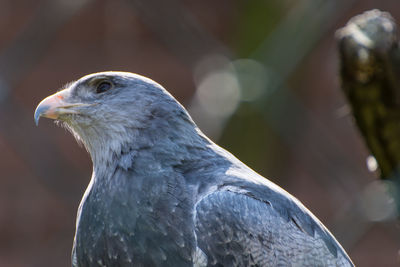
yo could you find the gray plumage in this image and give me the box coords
[34,71,354,266]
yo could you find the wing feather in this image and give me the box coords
[194,190,352,266]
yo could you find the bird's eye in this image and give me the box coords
[96,81,112,94]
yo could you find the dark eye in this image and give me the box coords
[96,81,112,94]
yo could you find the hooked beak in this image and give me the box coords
[34,90,89,126]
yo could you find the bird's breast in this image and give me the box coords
[73,170,198,266]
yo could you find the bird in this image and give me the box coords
[34,71,354,267]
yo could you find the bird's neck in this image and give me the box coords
[86,115,212,182]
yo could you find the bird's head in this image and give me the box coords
[34,71,196,166]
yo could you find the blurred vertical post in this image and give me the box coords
[337,9,400,216]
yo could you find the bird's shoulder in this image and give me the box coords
[192,165,353,266]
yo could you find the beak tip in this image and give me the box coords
[34,105,49,126]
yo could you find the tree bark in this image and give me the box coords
[337,9,400,212]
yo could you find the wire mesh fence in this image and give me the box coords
[0,0,399,266]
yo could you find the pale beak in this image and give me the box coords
[34,90,88,125]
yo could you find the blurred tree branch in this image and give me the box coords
[337,9,400,213]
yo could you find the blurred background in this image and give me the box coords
[0,0,399,266]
